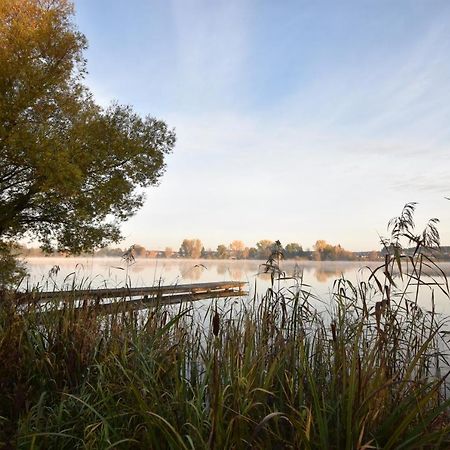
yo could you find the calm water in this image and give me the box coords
[22,257,450,316]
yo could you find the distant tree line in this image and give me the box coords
[17,240,450,262]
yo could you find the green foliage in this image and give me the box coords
[2,205,450,448]
[1,281,449,448]
[0,242,26,288]
[284,242,303,258]
[0,0,175,254]
[216,244,228,259]
[255,239,275,259]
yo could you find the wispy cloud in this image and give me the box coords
[75,0,450,249]
[392,174,450,194]
[168,0,251,111]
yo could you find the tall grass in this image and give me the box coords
[1,204,450,449]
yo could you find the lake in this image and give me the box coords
[22,257,450,316]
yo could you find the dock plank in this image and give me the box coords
[16,281,248,304]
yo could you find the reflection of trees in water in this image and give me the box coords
[216,264,227,276]
[128,264,146,274]
[228,268,244,280]
[256,272,272,282]
[181,265,206,282]
[214,264,245,280]
[106,257,450,287]
[314,267,344,283]
[280,262,355,284]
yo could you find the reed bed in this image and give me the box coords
[0,278,448,448]
[1,204,450,449]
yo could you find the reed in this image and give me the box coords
[1,205,449,449]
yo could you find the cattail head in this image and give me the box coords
[212,310,220,337]
[330,321,337,343]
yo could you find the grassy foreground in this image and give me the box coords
[1,206,450,449]
[1,278,449,448]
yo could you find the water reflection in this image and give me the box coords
[216,264,227,276]
[181,265,205,282]
[313,267,344,283]
[256,272,272,282]
[23,257,450,315]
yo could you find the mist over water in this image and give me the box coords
[22,257,450,316]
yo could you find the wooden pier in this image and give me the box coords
[15,281,248,313]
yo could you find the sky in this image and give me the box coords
[73,0,450,251]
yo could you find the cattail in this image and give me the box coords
[212,310,220,337]
[330,321,337,343]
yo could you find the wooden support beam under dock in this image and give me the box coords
[15,281,248,309]
[75,288,247,316]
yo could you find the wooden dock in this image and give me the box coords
[16,281,248,313]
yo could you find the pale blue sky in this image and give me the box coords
[74,0,450,251]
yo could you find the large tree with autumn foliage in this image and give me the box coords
[0,0,175,263]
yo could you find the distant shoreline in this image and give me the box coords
[21,255,450,264]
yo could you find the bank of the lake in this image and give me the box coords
[2,243,450,449]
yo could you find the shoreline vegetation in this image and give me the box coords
[17,239,450,262]
[1,205,450,448]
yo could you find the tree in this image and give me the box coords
[313,240,331,261]
[133,245,147,258]
[255,240,274,259]
[0,242,26,286]
[284,242,303,259]
[0,0,175,258]
[229,240,245,259]
[179,239,203,259]
[95,247,123,257]
[313,240,354,261]
[216,244,228,259]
